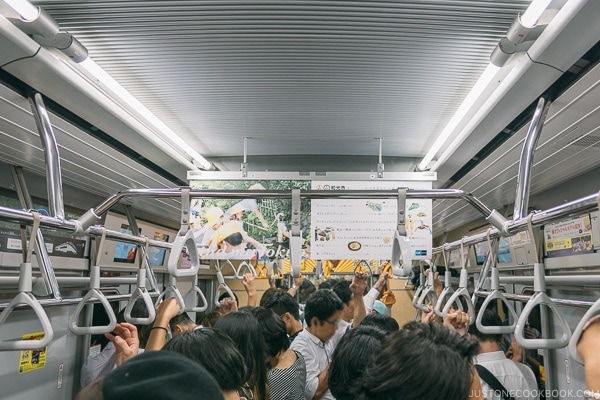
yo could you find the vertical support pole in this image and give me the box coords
[29,92,65,220]
[513,97,551,220]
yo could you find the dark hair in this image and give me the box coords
[304,289,344,327]
[218,290,239,303]
[162,328,248,391]
[168,312,196,331]
[332,280,352,304]
[214,311,268,400]
[329,326,387,400]
[298,279,316,303]
[259,287,286,307]
[224,232,243,246]
[318,278,340,291]
[263,291,301,321]
[468,309,503,343]
[250,306,290,358]
[357,321,479,400]
[200,310,223,327]
[360,313,400,333]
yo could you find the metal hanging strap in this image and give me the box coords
[167,187,200,277]
[0,211,54,351]
[69,228,117,334]
[289,188,302,278]
[391,188,412,277]
[474,228,518,334]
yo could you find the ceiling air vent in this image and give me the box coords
[571,135,600,148]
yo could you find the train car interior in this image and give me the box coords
[0,0,600,399]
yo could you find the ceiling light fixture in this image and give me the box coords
[79,58,213,170]
[417,63,500,172]
[2,0,213,170]
[417,0,552,173]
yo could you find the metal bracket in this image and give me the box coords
[289,188,302,278]
[391,188,411,277]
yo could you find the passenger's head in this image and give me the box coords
[318,278,340,290]
[168,312,196,336]
[263,290,301,335]
[357,321,479,400]
[259,287,286,307]
[162,328,248,393]
[298,279,316,303]
[304,289,344,341]
[199,310,223,327]
[468,309,503,344]
[250,306,290,359]
[76,350,224,400]
[329,326,387,400]
[371,300,389,316]
[332,280,354,322]
[214,311,268,400]
[360,313,400,334]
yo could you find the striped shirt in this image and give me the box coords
[267,351,306,400]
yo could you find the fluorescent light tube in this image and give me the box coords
[418,63,500,171]
[79,57,212,170]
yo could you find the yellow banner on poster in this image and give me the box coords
[18,332,47,374]
[282,259,379,275]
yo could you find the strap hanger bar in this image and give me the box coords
[0,211,54,351]
[289,188,302,278]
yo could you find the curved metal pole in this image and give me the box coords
[29,93,64,220]
[513,97,552,221]
[435,191,599,253]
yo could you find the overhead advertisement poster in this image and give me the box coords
[189,180,311,261]
[189,177,432,273]
[544,214,593,258]
[310,181,432,260]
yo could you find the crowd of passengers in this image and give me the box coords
[77,270,600,400]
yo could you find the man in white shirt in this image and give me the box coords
[470,310,538,400]
[291,272,367,400]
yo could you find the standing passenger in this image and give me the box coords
[290,289,344,400]
[356,321,482,400]
[328,325,387,400]
[162,328,249,400]
[251,307,306,400]
[263,291,304,343]
[469,310,538,400]
[215,311,269,400]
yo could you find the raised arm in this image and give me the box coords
[145,297,181,351]
[350,272,368,328]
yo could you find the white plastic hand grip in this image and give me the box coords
[69,288,117,335]
[514,291,572,349]
[184,285,209,313]
[0,292,54,351]
[155,286,185,315]
[167,229,199,277]
[391,231,411,278]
